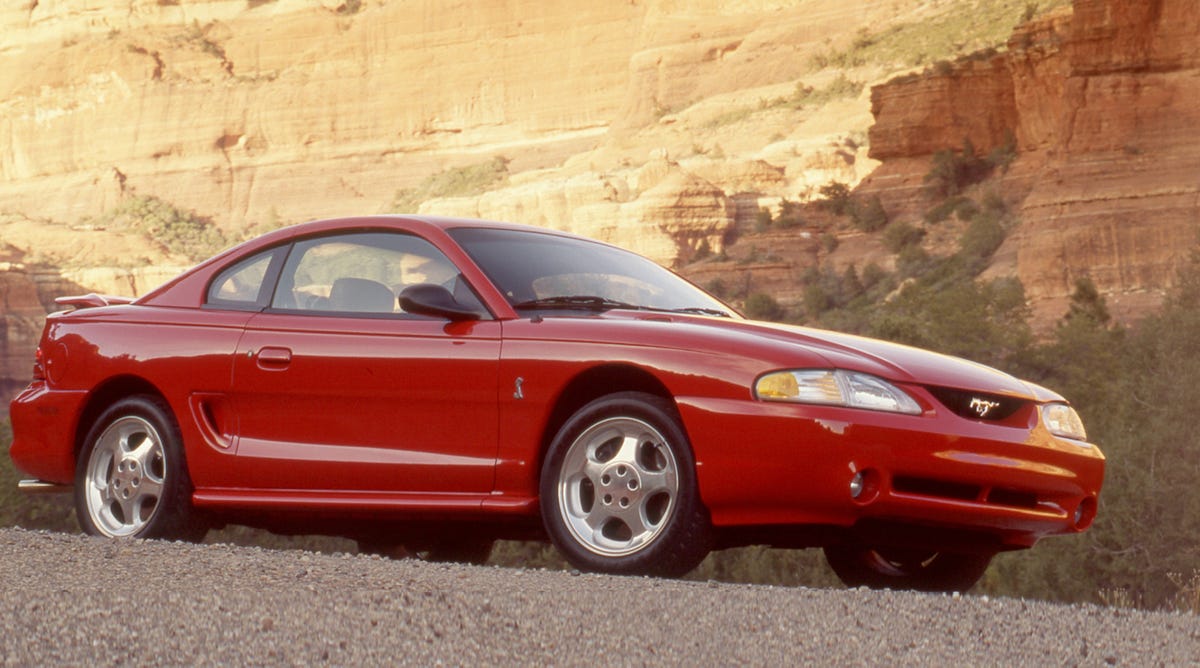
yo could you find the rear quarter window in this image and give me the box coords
[206,248,282,310]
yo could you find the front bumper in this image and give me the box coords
[679,394,1105,550]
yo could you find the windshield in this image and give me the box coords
[449,227,736,317]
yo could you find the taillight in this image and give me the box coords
[32,346,46,381]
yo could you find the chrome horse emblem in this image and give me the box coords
[969,397,1002,418]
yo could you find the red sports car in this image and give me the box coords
[9,215,1104,591]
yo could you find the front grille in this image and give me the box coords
[893,476,980,502]
[893,475,1042,510]
[927,386,1025,422]
[986,487,1039,509]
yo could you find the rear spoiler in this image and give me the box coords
[55,293,136,310]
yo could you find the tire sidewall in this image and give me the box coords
[824,544,993,592]
[74,395,200,540]
[540,391,710,576]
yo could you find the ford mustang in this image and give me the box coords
[8,215,1104,591]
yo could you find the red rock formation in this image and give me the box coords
[863,0,1200,325]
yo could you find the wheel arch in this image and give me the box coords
[536,364,679,473]
[74,375,171,459]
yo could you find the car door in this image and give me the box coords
[227,231,501,494]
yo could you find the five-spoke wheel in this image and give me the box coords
[557,416,678,557]
[82,414,167,537]
[75,396,203,541]
[541,392,710,576]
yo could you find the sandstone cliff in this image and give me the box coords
[1,0,1196,408]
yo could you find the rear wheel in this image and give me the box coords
[540,392,711,577]
[823,544,993,592]
[75,396,205,541]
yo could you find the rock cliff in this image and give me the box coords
[864,0,1200,322]
[1,0,1197,409]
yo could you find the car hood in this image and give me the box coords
[637,313,1053,401]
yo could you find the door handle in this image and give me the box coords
[254,346,292,369]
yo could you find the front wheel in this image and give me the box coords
[75,396,204,541]
[540,392,711,577]
[823,544,993,592]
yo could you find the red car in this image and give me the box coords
[9,216,1103,590]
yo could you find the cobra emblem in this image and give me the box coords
[969,397,1002,418]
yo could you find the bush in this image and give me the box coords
[744,292,785,321]
[850,195,888,232]
[705,278,729,299]
[986,130,1018,173]
[860,263,888,290]
[754,207,773,232]
[775,199,804,229]
[923,195,971,224]
[97,195,228,261]
[882,221,925,253]
[390,156,510,213]
[818,182,852,216]
[959,214,1006,263]
[792,74,865,108]
[924,138,992,199]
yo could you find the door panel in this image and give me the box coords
[231,314,501,493]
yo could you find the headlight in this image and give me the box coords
[1042,403,1087,440]
[755,370,922,415]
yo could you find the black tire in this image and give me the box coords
[74,395,205,541]
[540,392,711,577]
[823,544,993,592]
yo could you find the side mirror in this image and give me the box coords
[398,283,480,322]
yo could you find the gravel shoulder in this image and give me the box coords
[1,527,1197,665]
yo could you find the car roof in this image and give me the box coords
[135,215,610,309]
[281,214,581,239]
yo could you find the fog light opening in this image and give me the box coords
[850,472,866,499]
[848,469,879,504]
[1073,496,1098,530]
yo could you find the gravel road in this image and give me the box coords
[1,528,1196,666]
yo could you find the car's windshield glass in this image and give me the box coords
[449,227,736,317]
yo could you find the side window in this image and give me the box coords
[271,231,485,317]
[206,249,279,309]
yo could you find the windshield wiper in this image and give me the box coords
[512,295,643,312]
[513,296,733,318]
[668,306,732,317]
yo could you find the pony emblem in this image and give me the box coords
[969,397,1002,418]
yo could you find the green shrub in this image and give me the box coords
[793,74,865,108]
[390,156,510,213]
[882,221,925,253]
[818,182,852,216]
[959,214,1007,263]
[774,200,804,229]
[986,130,1018,172]
[850,195,889,232]
[924,139,992,199]
[924,195,971,223]
[100,195,228,261]
[744,292,785,321]
[754,207,773,232]
[705,278,729,299]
